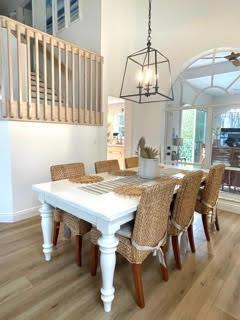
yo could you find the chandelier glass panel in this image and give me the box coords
[120,0,174,104]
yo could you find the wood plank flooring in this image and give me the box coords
[0,211,239,320]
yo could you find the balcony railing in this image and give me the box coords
[0,16,103,125]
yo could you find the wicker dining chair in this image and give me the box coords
[50,163,91,266]
[195,164,225,241]
[168,171,203,270]
[125,156,139,169]
[90,180,177,308]
[95,159,120,174]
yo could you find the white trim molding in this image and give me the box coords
[0,206,39,223]
[218,192,240,215]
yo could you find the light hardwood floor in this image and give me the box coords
[0,211,239,320]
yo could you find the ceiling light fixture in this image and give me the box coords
[120,0,174,104]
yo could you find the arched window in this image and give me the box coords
[165,48,240,194]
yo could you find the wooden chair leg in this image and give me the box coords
[53,221,60,246]
[132,264,145,308]
[75,235,82,267]
[215,211,220,232]
[172,236,182,270]
[187,224,196,253]
[91,244,99,276]
[202,214,210,241]
[161,244,169,281]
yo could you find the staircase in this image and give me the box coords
[0,16,103,125]
[30,72,61,103]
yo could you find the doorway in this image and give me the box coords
[107,96,126,169]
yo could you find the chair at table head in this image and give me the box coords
[169,171,203,235]
[125,156,138,169]
[95,159,120,174]
[50,163,85,181]
[199,164,225,213]
[49,162,91,267]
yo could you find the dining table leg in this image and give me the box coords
[98,232,119,313]
[39,202,53,261]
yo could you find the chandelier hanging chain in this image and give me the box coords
[147,0,152,47]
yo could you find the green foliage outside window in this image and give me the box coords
[180,110,195,162]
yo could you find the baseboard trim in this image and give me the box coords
[218,197,240,215]
[0,206,39,223]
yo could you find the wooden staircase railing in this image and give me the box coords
[0,16,103,125]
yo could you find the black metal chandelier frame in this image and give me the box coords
[120,0,174,104]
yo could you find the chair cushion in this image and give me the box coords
[117,221,134,238]
[90,227,150,264]
[195,199,210,215]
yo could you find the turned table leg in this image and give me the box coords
[39,202,53,261]
[98,233,119,313]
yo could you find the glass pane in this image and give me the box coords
[212,107,240,194]
[46,0,53,34]
[57,0,65,30]
[180,109,206,164]
[194,110,207,163]
[70,0,79,22]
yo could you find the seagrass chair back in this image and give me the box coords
[51,163,85,181]
[132,179,177,248]
[95,159,120,174]
[125,157,138,169]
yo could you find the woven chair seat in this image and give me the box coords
[167,223,178,236]
[195,199,210,215]
[91,227,150,264]
[62,213,91,236]
[54,208,64,222]
[54,208,91,235]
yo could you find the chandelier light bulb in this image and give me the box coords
[144,68,154,86]
[137,70,144,85]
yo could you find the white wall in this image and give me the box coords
[32,0,101,54]
[101,0,137,156]
[57,0,101,54]
[0,122,13,215]
[0,0,105,222]
[0,122,104,222]
[10,122,104,210]
[32,0,46,32]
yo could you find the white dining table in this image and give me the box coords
[32,164,203,312]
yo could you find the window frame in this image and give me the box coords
[46,0,82,35]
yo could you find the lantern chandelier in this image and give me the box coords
[120,0,174,104]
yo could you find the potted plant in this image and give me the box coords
[137,137,159,179]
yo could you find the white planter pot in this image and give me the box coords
[139,157,159,179]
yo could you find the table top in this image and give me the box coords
[33,165,205,223]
